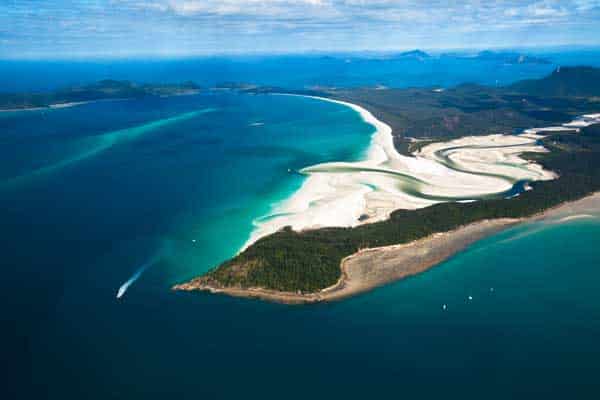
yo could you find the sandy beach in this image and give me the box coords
[174,98,600,304]
[0,98,136,113]
[174,192,600,304]
[242,95,564,250]
[0,101,90,113]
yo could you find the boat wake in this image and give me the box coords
[116,253,161,299]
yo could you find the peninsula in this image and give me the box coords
[174,66,600,303]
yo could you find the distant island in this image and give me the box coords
[394,49,431,60]
[468,50,551,65]
[0,80,200,111]
[334,49,549,64]
[173,66,600,303]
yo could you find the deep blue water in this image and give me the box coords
[2,55,600,399]
[2,49,600,93]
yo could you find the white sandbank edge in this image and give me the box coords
[241,94,565,252]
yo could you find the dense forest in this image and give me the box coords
[195,67,600,293]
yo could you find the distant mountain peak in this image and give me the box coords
[397,49,430,59]
[510,66,600,97]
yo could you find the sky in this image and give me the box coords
[1,0,600,58]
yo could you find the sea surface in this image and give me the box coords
[3,48,600,93]
[2,55,600,399]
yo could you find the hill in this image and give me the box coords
[509,66,600,97]
[321,66,600,152]
[395,49,431,60]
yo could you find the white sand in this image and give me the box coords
[242,95,598,250]
[48,101,90,109]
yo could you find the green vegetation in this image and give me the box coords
[509,66,600,97]
[196,66,600,293]
[0,80,200,110]
[200,129,600,292]
[328,79,598,154]
[243,67,599,155]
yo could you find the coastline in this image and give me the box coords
[0,99,114,113]
[0,100,102,113]
[240,94,398,250]
[0,92,202,113]
[242,94,557,251]
[174,95,600,304]
[174,191,600,304]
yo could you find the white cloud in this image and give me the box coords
[163,0,328,17]
[4,0,600,57]
[527,2,569,17]
[573,0,600,11]
[117,0,599,27]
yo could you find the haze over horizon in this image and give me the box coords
[2,0,600,59]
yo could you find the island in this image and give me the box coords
[0,80,201,111]
[174,66,600,303]
[461,50,551,65]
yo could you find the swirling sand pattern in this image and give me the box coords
[244,96,599,250]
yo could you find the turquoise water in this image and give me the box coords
[2,59,600,398]
[0,92,374,288]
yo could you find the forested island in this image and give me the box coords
[174,66,600,300]
[0,80,200,111]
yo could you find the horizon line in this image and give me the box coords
[2,43,600,62]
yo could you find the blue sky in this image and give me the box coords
[2,0,600,58]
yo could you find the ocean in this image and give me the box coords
[2,53,600,399]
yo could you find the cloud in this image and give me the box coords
[115,0,600,25]
[573,0,600,11]
[126,0,600,28]
[503,3,569,24]
[2,0,600,57]
[129,0,329,17]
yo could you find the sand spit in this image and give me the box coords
[174,99,600,304]
[174,192,600,304]
[0,98,128,113]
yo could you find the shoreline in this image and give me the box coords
[174,95,599,304]
[242,94,557,251]
[240,94,398,250]
[173,191,600,304]
[0,98,120,113]
[0,93,203,113]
